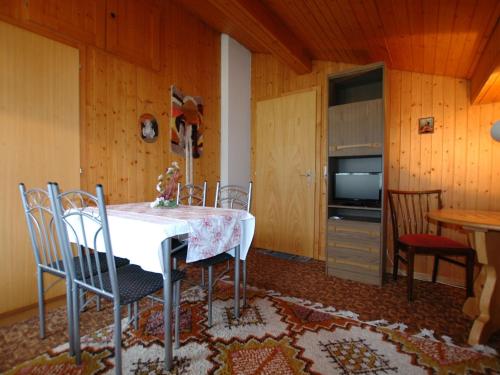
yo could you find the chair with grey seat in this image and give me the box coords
[19,183,130,355]
[171,181,208,270]
[48,183,185,374]
[198,181,252,326]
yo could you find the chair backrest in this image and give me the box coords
[176,181,207,206]
[387,189,442,241]
[19,183,66,276]
[214,181,253,212]
[48,183,119,303]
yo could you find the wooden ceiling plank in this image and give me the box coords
[284,0,336,62]
[374,0,406,70]
[309,0,351,63]
[389,0,413,71]
[334,0,371,62]
[274,0,326,61]
[470,18,500,104]
[359,0,393,65]
[466,0,500,78]
[433,0,457,76]
[348,0,380,61]
[422,0,439,75]
[316,0,358,63]
[407,0,425,73]
[208,0,312,74]
[444,0,476,77]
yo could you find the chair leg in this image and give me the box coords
[201,267,205,287]
[113,302,122,375]
[96,296,101,312]
[242,259,247,307]
[466,252,475,298]
[392,247,399,281]
[407,249,415,302]
[36,269,45,339]
[208,266,213,327]
[174,281,181,349]
[432,256,440,283]
[65,280,74,357]
[133,301,139,330]
[72,285,81,365]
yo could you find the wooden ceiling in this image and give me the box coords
[177,0,500,103]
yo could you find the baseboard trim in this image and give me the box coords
[0,294,66,324]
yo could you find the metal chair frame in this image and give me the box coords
[388,189,475,301]
[203,181,252,326]
[19,184,75,354]
[48,183,182,374]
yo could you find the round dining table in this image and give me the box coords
[428,209,500,346]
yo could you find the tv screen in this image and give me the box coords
[334,173,381,203]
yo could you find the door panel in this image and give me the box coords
[254,89,316,257]
[0,21,80,314]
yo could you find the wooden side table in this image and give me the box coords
[428,209,500,345]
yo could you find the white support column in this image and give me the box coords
[220,34,252,187]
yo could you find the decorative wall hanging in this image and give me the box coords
[139,113,158,143]
[418,117,434,134]
[170,85,204,184]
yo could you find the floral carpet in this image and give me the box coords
[4,282,500,374]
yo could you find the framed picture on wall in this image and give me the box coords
[418,117,434,134]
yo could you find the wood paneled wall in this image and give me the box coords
[0,1,220,314]
[82,2,221,204]
[388,70,500,282]
[252,53,500,284]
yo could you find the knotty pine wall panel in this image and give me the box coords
[252,54,500,285]
[81,2,221,204]
[388,70,500,283]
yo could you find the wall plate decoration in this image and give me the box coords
[139,113,158,143]
[418,117,434,134]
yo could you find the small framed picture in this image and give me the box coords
[139,113,158,143]
[418,117,434,134]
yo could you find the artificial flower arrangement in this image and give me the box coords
[150,161,182,208]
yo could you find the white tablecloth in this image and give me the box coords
[66,203,255,274]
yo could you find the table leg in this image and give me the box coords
[465,231,500,345]
[234,245,240,319]
[161,238,173,370]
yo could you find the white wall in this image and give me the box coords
[220,34,251,187]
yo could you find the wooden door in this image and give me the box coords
[0,21,80,314]
[254,89,316,257]
[105,0,161,71]
[22,0,106,47]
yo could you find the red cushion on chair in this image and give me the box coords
[399,234,468,248]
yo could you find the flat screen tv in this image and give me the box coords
[333,172,382,207]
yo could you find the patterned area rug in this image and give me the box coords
[5,282,500,374]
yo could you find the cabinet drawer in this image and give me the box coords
[328,219,380,236]
[327,246,380,267]
[327,237,380,254]
[327,265,381,285]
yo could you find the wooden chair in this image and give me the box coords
[387,189,475,301]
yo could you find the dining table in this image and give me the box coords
[428,209,500,346]
[83,202,255,370]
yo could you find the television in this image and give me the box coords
[333,172,382,207]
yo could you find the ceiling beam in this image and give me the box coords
[207,0,312,74]
[470,19,500,105]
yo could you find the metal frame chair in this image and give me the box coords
[18,184,75,354]
[200,181,252,326]
[388,189,475,301]
[48,183,184,374]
